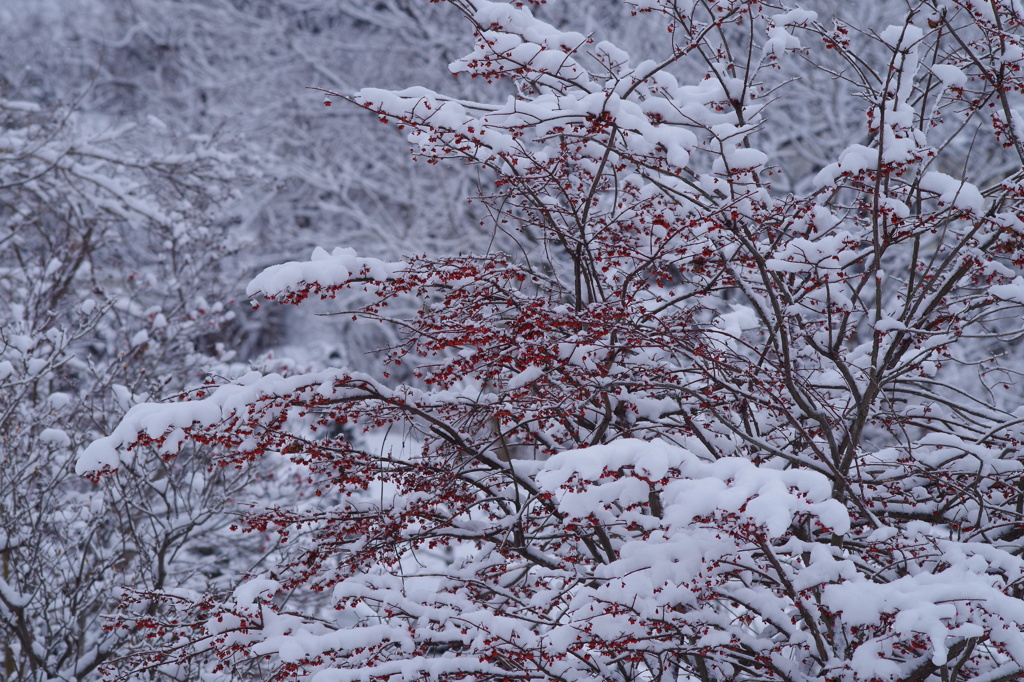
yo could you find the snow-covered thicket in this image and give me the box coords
[0,80,253,680]
[76,0,1024,681]
[0,1,491,680]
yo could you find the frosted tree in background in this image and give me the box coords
[0,2,495,678]
[2,0,491,361]
[82,0,1024,681]
[0,84,262,678]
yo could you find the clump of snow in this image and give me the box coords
[918,171,984,214]
[247,247,404,300]
[879,24,924,51]
[930,63,967,88]
[39,428,71,448]
[990,276,1024,304]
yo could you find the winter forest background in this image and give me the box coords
[3,0,1024,681]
